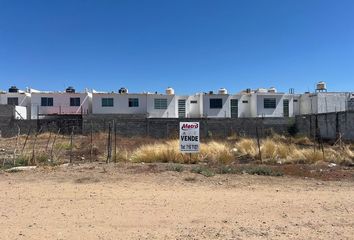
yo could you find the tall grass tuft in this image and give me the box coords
[234,138,257,157]
[130,140,233,164]
[200,141,234,164]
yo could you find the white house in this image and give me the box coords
[249,88,300,117]
[30,87,91,119]
[202,89,232,118]
[201,88,301,118]
[1,81,352,120]
[92,88,178,118]
[0,86,31,119]
[175,94,204,118]
[92,92,148,115]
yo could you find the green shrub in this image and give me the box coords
[218,165,238,174]
[15,155,29,166]
[240,166,283,176]
[167,164,184,172]
[191,166,215,177]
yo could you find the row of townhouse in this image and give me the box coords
[1,83,353,120]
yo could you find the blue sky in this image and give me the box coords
[0,0,353,94]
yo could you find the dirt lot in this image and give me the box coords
[0,163,353,240]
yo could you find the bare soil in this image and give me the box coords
[0,163,353,240]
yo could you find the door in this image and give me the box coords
[283,99,289,117]
[178,99,186,118]
[230,99,238,118]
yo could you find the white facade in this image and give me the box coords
[250,93,300,117]
[299,92,350,115]
[146,94,176,118]
[92,93,148,115]
[1,86,352,119]
[30,92,91,119]
[92,93,178,118]
[0,92,31,119]
[176,94,204,118]
[202,93,231,118]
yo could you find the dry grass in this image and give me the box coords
[130,140,233,164]
[1,132,353,167]
[199,141,233,164]
[234,138,258,157]
[232,137,354,165]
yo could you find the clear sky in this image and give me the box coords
[0,0,353,94]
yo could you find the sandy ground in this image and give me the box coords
[0,163,353,240]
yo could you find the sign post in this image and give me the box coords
[179,122,200,160]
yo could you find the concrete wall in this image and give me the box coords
[299,92,350,115]
[295,111,354,141]
[317,92,349,113]
[299,93,317,115]
[0,105,36,137]
[82,114,291,139]
[348,99,354,111]
[1,111,353,141]
[0,105,15,137]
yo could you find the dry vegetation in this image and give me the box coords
[0,132,353,169]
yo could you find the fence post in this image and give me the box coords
[31,127,42,165]
[45,131,52,152]
[106,122,112,163]
[50,128,60,161]
[114,120,117,162]
[90,121,93,162]
[70,127,73,164]
[21,126,32,155]
[12,125,21,165]
[256,126,262,162]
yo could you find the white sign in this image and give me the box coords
[179,122,200,153]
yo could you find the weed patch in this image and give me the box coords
[191,166,215,177]
[240,166,283,176]
[167,164,184,172]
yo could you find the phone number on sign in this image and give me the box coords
[180,144,199,150]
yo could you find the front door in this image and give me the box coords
[178,99,186,118]
[230,99,238,118]
[283,99,289,117]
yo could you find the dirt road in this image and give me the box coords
[0,164,353,240]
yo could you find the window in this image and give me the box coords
[7,97,18,105]
[41,97,53,106]
[294,99,298,103]
[129,98,139,107]
[102,98,114,107]
[190,100,198,104]
[242,100,248,103]
[210,98,222,109]
[70,97,80,106]
[154,98,168,109]
[264,98,276,109]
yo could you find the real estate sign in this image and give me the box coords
[179,122,200,153]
